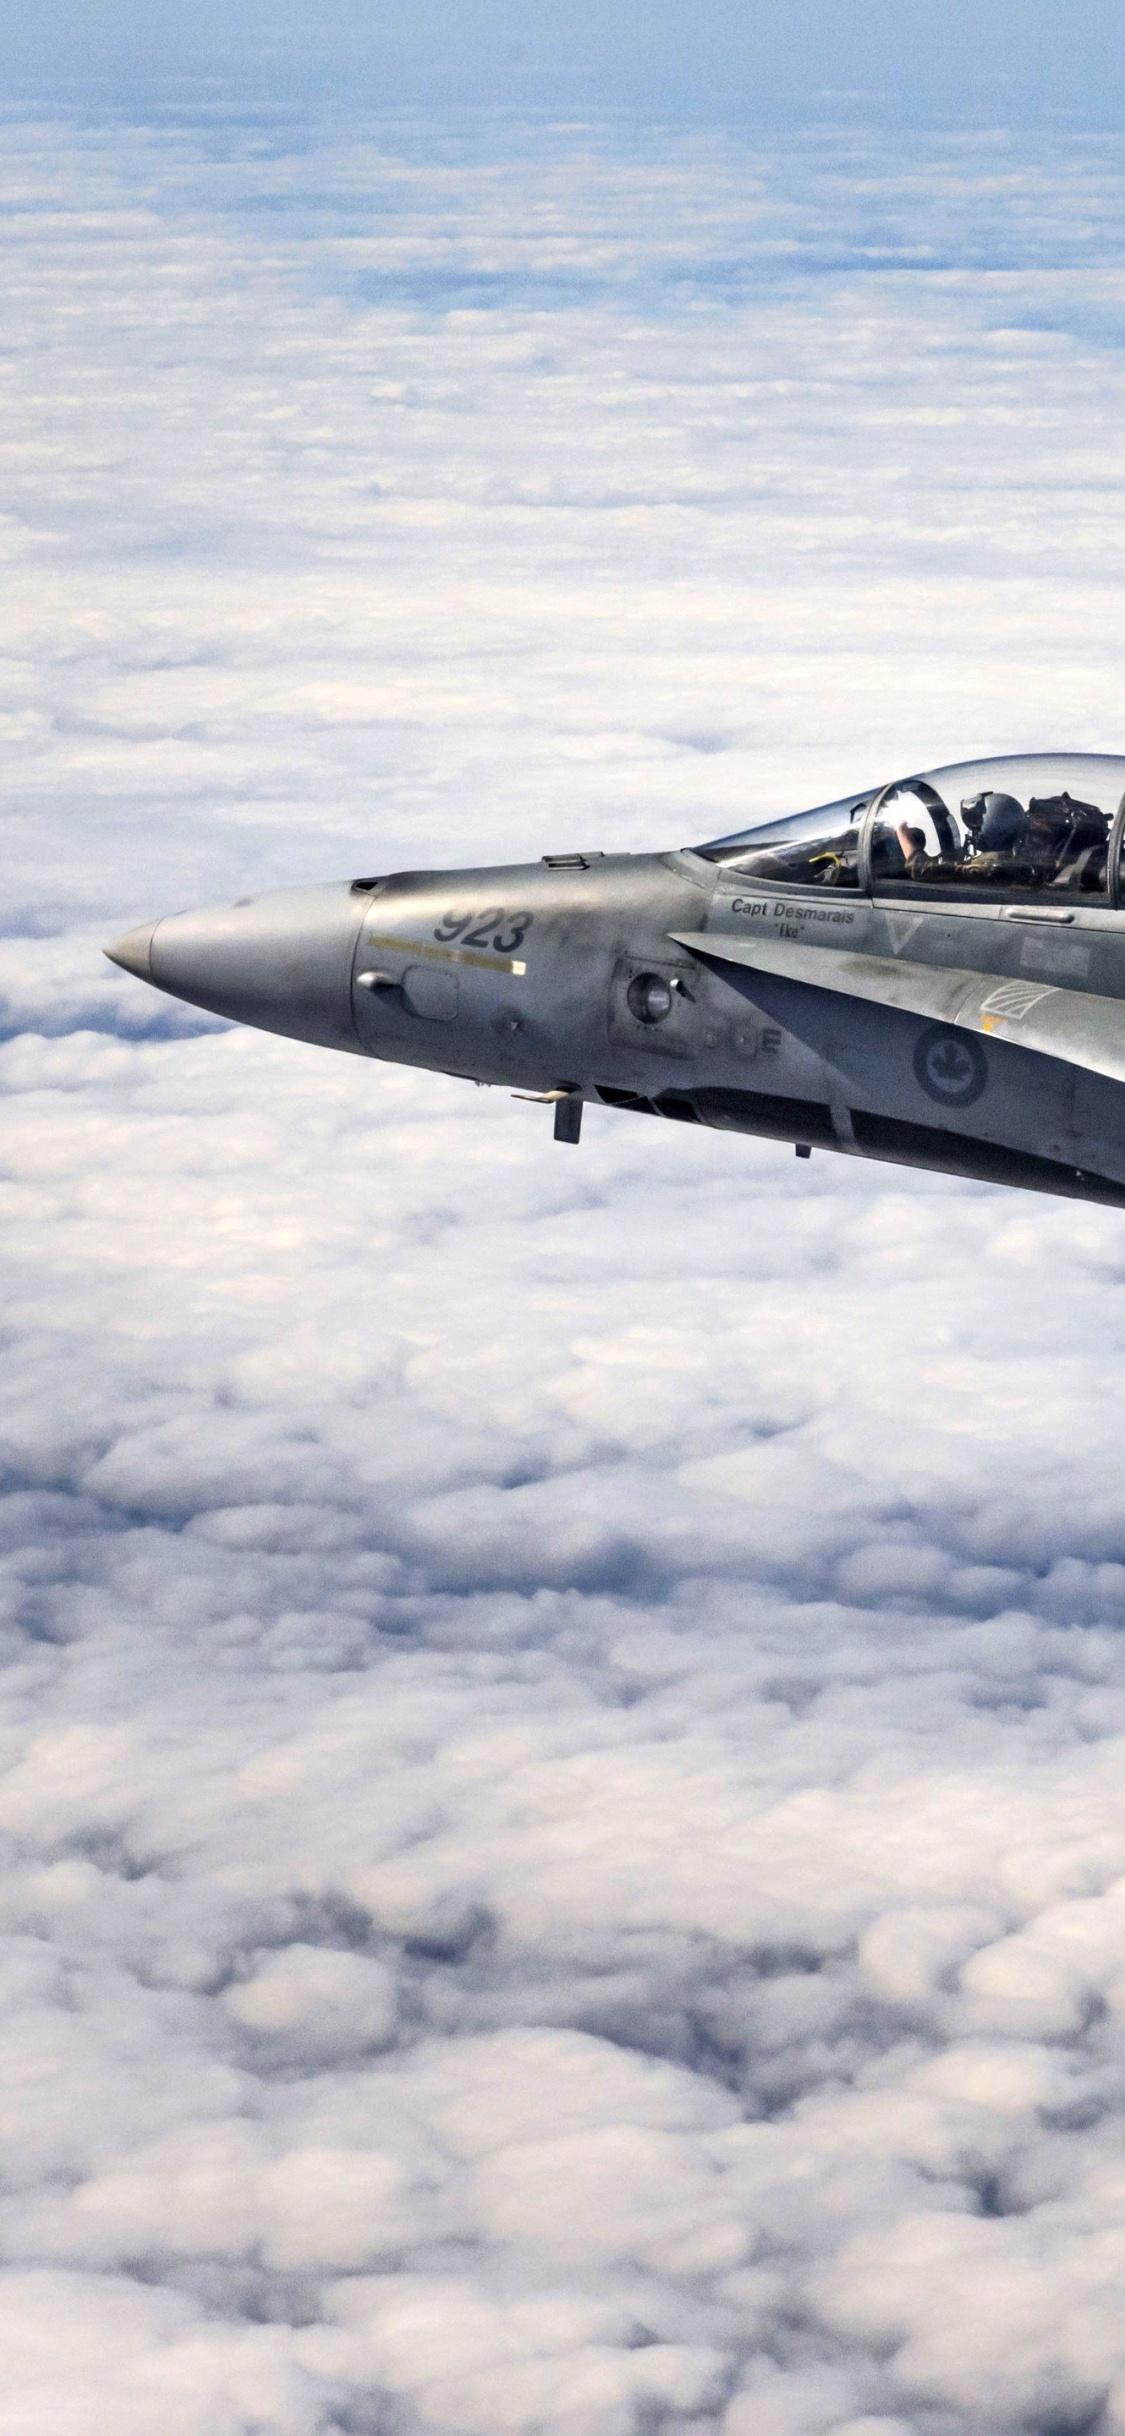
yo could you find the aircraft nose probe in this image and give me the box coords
[104,921,156,981]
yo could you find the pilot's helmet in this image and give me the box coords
[973,790,1025,851]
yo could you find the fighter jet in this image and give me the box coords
[106,751,1125,1207]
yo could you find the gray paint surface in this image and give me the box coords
[107,752,1125,1211]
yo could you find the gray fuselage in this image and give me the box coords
[108,843,1125,1209]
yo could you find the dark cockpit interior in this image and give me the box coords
[694,753,1125,904]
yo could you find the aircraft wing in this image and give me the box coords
[670,929,1125,1088]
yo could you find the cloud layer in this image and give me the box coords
[5,104,1125,2436]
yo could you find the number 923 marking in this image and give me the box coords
[433,909,533,954]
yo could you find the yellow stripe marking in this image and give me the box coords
[366,931,526,977]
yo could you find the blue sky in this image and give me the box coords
[4,0,1125,125]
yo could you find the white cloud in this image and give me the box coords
[4,97,1125,2436]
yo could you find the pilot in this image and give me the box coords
[962,790,1025,853]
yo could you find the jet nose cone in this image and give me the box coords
[104,883,367,1056]
[104,920,156,981]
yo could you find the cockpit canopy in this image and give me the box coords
[694,754,1125,903]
